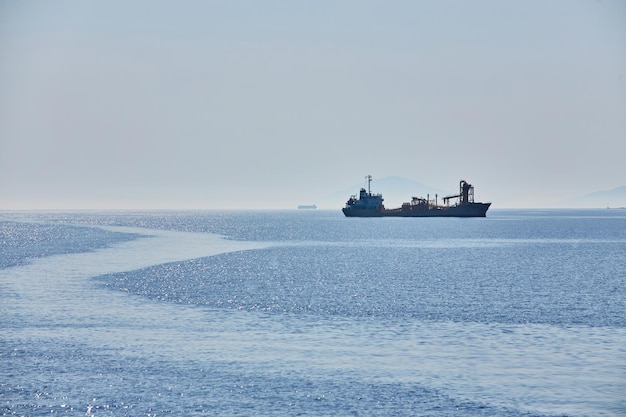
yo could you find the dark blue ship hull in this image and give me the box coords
[342,202,491,218]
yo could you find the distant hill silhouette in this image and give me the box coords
[566,185,626,208]
[329,176,444,208]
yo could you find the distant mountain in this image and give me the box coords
[329,176,444,208]
[567,186,626,208]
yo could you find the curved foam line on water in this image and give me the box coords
[0,226,273,338]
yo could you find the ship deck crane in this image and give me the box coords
[443,180,474,205]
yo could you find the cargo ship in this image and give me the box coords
[342,176,491,217]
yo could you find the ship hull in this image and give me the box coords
[343,202,491,218]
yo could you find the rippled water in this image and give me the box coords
[1,209,625,416]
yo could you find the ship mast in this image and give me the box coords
[366,175,372,195]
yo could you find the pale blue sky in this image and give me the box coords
[1,1,625,208]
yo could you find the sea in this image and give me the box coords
[0,209,624,417]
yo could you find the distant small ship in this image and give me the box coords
[342,176,491,217]
[298,204,317,210]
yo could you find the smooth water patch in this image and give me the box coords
[0,226,270,327]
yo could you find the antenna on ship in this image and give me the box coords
[365,175,372,194]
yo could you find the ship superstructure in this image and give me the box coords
[342,176,491,217]
[342,175,385,217]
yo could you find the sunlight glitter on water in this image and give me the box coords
[2,226,625,417]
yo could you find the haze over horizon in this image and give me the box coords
[1,1,625,210]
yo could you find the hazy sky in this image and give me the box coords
[1,1,625,209]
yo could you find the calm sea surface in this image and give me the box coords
[1,209,625,416]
